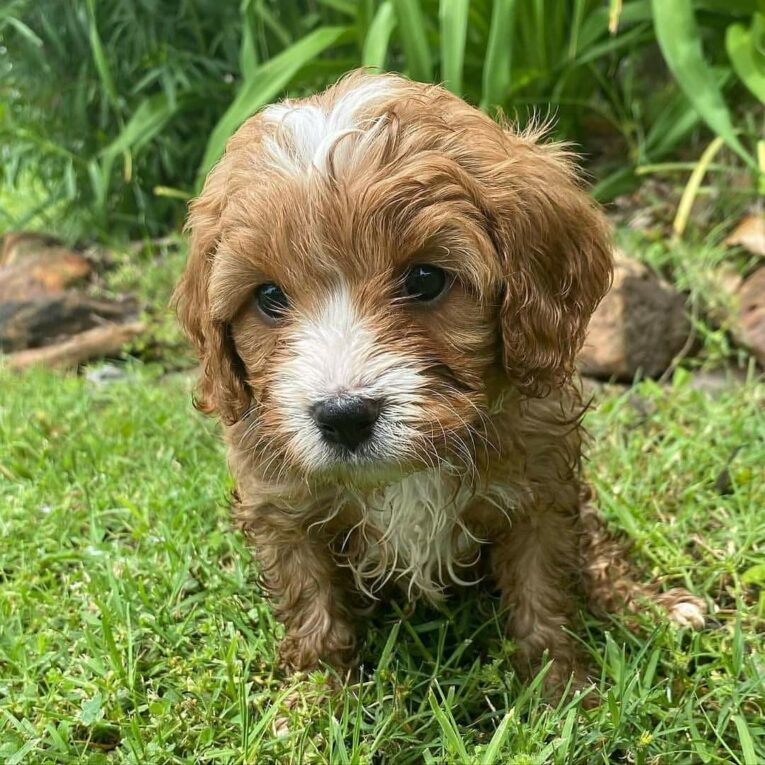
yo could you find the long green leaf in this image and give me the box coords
[427,689,470,761]
[439,0,469,95]
[650,0,754,167]
[483,711,513,763]
[732,714,758,765]
[318,0,356,14]
[362,1,396,68]
[726,20,765,104]
[392,0,433,81]
[100,94,178,161]
[5,16,43,47]
[239,0,259,80]
[199,26,348,180]
[481,0,516,112]
[85,0,118,110]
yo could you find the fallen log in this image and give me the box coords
[4,321,145,370]
[0,293,135,352]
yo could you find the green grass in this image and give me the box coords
[1,362,763,764]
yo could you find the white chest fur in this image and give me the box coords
[338,469,495,603]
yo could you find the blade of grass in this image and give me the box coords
[239,0,259,79]
[362,1,396,68]
[427,687,470,761]
[391,0,433,81]
[732,714,759,765]
[199,25,348,180]
[483,710,513,763]
[318,0,357,14]
[439,0,469,95]
[673,135,725,239]
[4,16,43,48]
[480,0,516,112]
[651,0,755,168]
[100,94,178,162]
[85,0,118,110]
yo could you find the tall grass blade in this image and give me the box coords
[362,1,396,68]
[651,0,755,167]
[427,688,470,761]
[392,0,433,81]
[199,26,348,180]
[481,0,516,112]
[483,710,513,763]
[439,0,469,95]
[673,135,725,238]
[318,0,356,14]
[239,0,259,79]
[101,94,178,162]
[731,714,758,765]
[4,16,43,48]
[85,0,118,110]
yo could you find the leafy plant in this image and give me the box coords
[0,0,762,240]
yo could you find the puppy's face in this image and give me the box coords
[175,72,612,483]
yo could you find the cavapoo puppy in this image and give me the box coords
[174,70,706,695]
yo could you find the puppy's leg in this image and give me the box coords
[579,485,707,629]
[243,517,356,672]
[491,498,586,695]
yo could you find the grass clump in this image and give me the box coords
[0,363,763,763]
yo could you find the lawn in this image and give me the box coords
[1,359,763,764]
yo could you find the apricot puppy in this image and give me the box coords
[175,70,706,693]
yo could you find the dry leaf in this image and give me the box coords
[725,214,765,257]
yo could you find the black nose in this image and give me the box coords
[311,396,380,452]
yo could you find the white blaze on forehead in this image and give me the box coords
[261,77,395,175]
[273,285,426,469]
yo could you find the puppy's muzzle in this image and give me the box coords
[311,396,380,452]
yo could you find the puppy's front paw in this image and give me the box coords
[656,588,708,629]
[279,619,357,673]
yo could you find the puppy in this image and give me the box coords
[174,70,706,695]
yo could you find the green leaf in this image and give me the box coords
[80,692,104,725]
[362,1,396,68]
[732,714,759,765]
[650,0,755,167]
[85,0,118,110]
[318,0,356,14]
[726,21,765,104]
[439,0,469,95]
[427,688,470,761]
[391,0,433,81]
[100,93,178,162]
[742,562,765,586]
[199,26,348,180]
[481,0,516,112]
[483,710,513,763]
[239,0,259,80]
[4,16,43,47]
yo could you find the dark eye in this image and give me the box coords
[402,264,448,302]
[255,283,290,321]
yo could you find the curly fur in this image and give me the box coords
[173,70,706,697]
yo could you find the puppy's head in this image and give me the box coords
[174,71,612,482]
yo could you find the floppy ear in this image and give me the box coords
[484,131,613,396]
[172,160,251,425]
